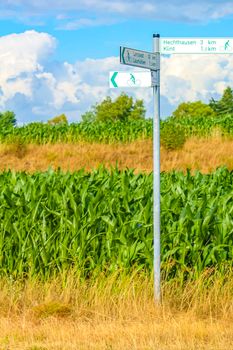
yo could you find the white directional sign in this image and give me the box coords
[109,71,151,88]
[160,38,233,54]
[120,46,159,70]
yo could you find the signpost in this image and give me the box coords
[160,38,233,54]
[109,71,152,88]
[118,37,161,302]
[116,35,233,303]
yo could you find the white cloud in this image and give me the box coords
[0,30,124,122]
[0,30,55,79]
[161,54,232,104]
[1,0,233,26]
[1,30,233,123]
[58,17,118,30]
[0,30,56,107]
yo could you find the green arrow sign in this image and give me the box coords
[111,72,118,87]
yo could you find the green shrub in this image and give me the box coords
[161,122,186,150]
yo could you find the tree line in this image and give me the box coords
[0,86,233,129]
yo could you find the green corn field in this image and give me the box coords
[1,119,153,144]
[0,167,232,280]
[0,115,232,145]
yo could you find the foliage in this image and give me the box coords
[209,86,233,116]
[172,101,217,119]
[161,122,186,150]
[0,108,232,145]
[0,167,232,280]
[0,119,153,144]
[0,114,232,145]
[0,111,16,135]
[83,93,146,122]
[81,111,96,123]
[161,114,233,139]
[48,113,68,125]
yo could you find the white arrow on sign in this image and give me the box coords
[160,38,233,54]
[120,46,159,70]
[109,71,152,88]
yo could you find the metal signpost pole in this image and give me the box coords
[118,38,161,302]
[152,34,160,302]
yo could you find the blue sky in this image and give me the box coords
[1,0,233,124]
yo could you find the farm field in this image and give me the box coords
[0,118,232,349]
[0,166,232,349]
[0,114,232,145]
[1,5,233,348]
[0,167,232,278]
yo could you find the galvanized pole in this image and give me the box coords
[152,34,161,301]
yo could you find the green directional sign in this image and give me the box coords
[120,46,159,70]
[109,71,151,88]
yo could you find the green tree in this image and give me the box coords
[81,93,146,122]
[209,86,233,116]
[130,99,146,119]
[172,101,216,119]
[48,113,68,125]
[0,111,16,131]
[0,111,16,128]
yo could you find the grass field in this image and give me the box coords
[0,271,232,349]
[0,136,233,173]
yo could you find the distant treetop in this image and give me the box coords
[81,93,146,123]
[172,101,216,119]
[48,113,68,125]
[209,86,233,116]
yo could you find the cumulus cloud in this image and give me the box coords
[1,0,233,26]
[161,54,232,104]
[0,30,56,107]
[0,30,233,123]
[0,30,122,122]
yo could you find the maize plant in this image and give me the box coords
[0,167,232,279]
[0,116,232,145]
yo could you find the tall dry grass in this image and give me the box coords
[0,270,232,349]
[0,136,232,173]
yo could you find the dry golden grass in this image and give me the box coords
[161,136,233,173]
[0,136,233,173]
[0,271,232,349]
